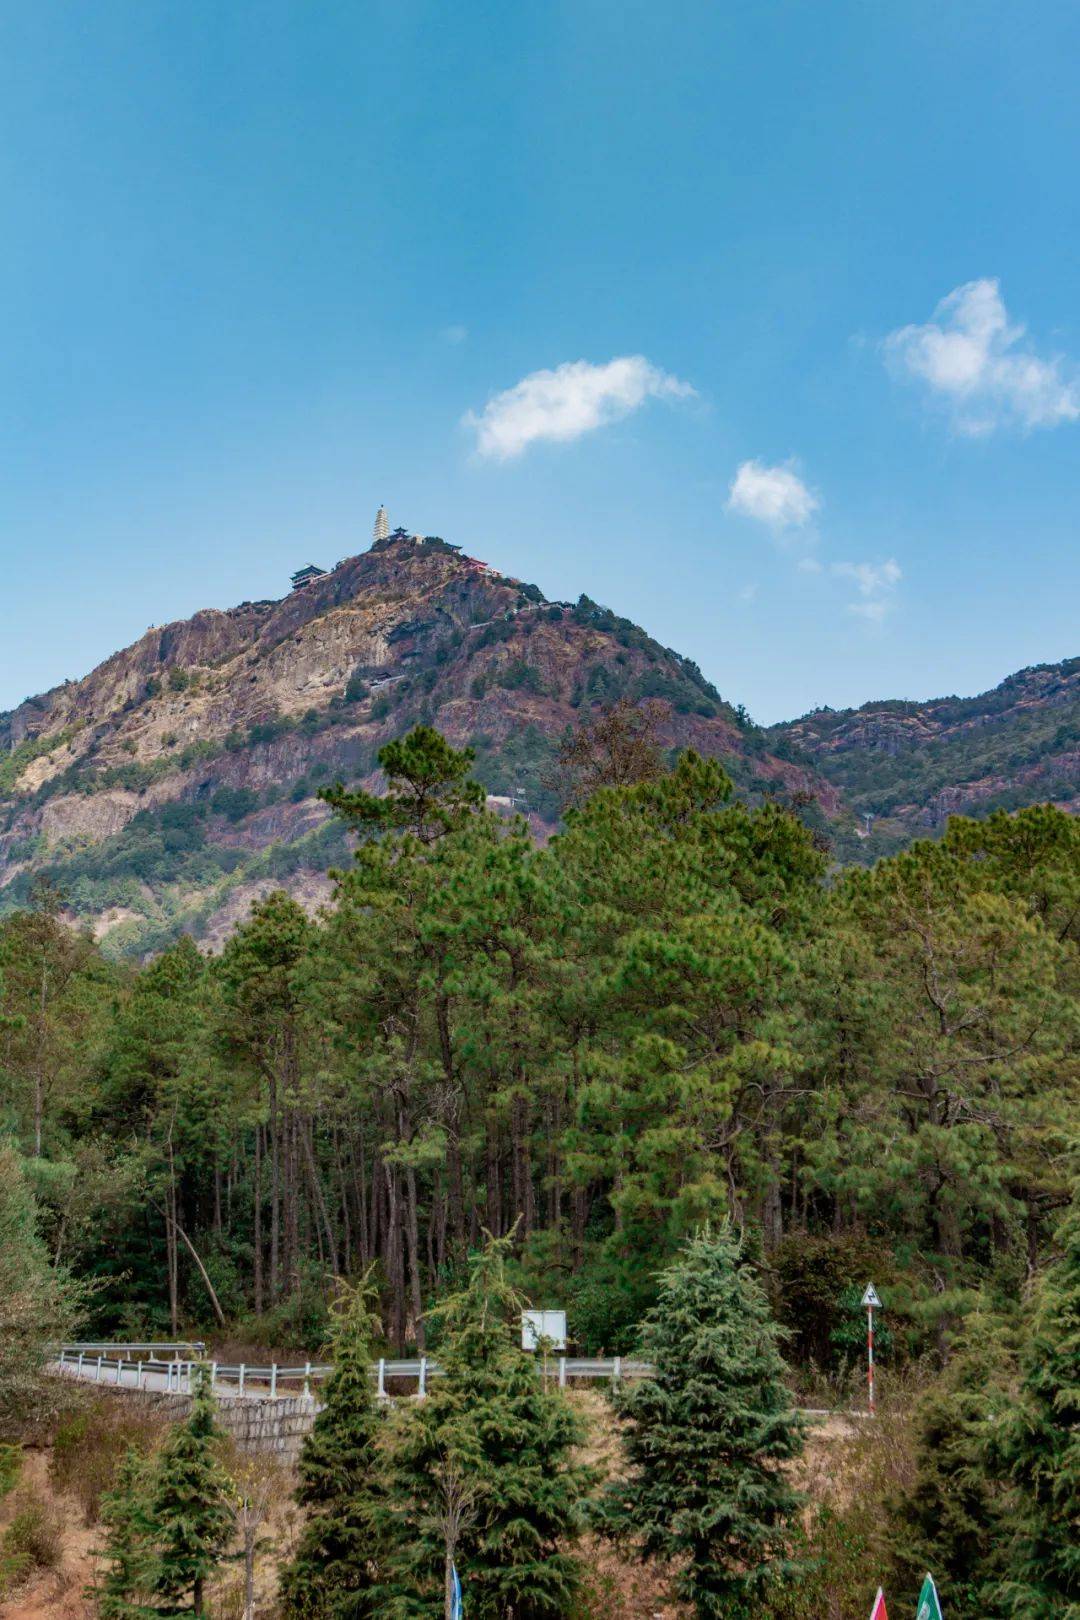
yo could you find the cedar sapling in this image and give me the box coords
[598,1223,807,1620]
[279,1272,387,1619]
[147,1363,234,1616]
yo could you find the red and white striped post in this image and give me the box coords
[861,1283,881,1415]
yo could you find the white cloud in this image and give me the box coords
[831,558,902,622]
[884,278,1080,434]
[465,355,694,460]
[727,459,819,529]
[847,599,889,623]
[832,559,902,595]
[797,556,823,574]
[441,324,468,346]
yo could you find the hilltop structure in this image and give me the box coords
[373,505,389,543]
[291,564,327,591]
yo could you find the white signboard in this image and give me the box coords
[521,1310,567,1351]
[861,1283,882,1309]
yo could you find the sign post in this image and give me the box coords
[861,1283,881,1415]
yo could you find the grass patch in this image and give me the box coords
[0,1490,64,1595]
[0,1445,20,1501]
[50,1398,163,1523]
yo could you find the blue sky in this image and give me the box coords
[1,1,1078,724]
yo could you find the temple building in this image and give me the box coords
[373,504,389,542]
[291,563,327,590]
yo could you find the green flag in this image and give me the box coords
[915,1573,943,1620]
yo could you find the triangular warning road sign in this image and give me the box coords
[861,1283,882,1308]
[869,1589,888,1620]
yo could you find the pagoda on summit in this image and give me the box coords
[373,504,389,543]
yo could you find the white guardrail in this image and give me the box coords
[56,1344,655,1400]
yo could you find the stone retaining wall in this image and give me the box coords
[93,1384,321,1463]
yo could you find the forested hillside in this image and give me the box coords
[2,721,1079,1617]
[2,722,1076,1349]
[0,531,840,955]
[770,656,1080,856]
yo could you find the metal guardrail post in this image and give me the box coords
[238,1363,245,1395]
[613,1356,622,1382]
[137,1360,144,1390]
[270,1364,277,1399]
[377,1358,386,1399]
[210,1362,217,1394]
[418,1357,427,1398]
[96,1354,103,1383]
[303,1361,311,1399]
[558,1356,566,1387]
[77,1351,84,1376]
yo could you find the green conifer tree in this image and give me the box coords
[321,725,484,844]
[380,1231,590,1620]
[97,1446,156,1620]
[148,1363,234,1616]
[600,1224,806,1620]
[888,1316,1015,1614]
[279,1274,387,1619]
[992,1194,1080,1619]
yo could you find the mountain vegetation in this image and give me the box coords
[0,534,1077,1616]
[0,533,846,954]
[769,656,1080,856]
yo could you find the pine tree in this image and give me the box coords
[97,1446,156,1620]
[0,1140,80,1434]
[600,1223,806,1620]
[888,1315,1015,1614]
[148,1363,234,1616]
[321,725,485,844]
[279,1274,387,1619]
[380,1230,591,1619]
[992,1194,1080,1619]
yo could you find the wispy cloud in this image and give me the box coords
[727,459,819,530]
[465,355,694,460]
[884,278,1079,435]
[441,324,468,346]
[832,558,902,622]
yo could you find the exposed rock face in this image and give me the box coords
[770,657,1080,839]
[0,536,837,952]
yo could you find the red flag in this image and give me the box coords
[869,1589,888,1620]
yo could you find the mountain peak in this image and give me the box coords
[0,536,827,954]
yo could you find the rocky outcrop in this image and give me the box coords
[770,657,1080,839]
[0,535,839,951]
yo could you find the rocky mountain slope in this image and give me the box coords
[769,656,1080,856]
[0,532,839,954]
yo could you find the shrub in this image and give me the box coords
[0,1491,64,1594]
[495,658,547,696]
[211,786,258,824]
[0,1445,20,1499]
[50,1400,162,1523]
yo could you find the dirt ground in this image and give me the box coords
[0,1395,867,1620]
[0,1451,99,1620]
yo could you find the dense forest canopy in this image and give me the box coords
[1,721,1076,1366]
